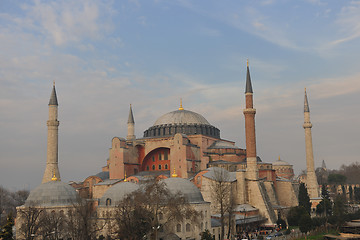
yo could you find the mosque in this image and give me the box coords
[16,62,320,240]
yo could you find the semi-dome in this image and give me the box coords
[99,182,139,206]
[162,178,204,203]
[144,108,220,139]
[25,181,79,207]
[154,110,210,126]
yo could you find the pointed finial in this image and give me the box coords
[245,60,253,93]
[278,156,281,161]
[128,104,135,123]
[49,82,58,106]
[124,171,127,182]
[171,168,178,178]
[51,170,58,181]
[304,88,310,112]
[247,59,249,67]
[179,98,184,111]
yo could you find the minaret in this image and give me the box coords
[243,60,258,180]
[42,82,61,183]
[303,88,319,198]
[126,104,135,141]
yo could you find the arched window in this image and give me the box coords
[106,198,111,206]
[176,224,181,232]
[147,166,149,171]
[186,223,191,232]
[165,164,168,170]
[159,165,162,170]
[201,222,204,231]
[152,165,155,170]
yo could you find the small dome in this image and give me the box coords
[154,110,210,126]
[162,178,204,203]
[99,182,139,206]
[273,159,292,166]
[25,181,79,207]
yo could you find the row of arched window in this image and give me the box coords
[146,164,169,171]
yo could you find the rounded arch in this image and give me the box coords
[141,147,170,172]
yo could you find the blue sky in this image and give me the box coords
[1,0,360,190]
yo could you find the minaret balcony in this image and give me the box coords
[47,120,60,126]
[243,108,256,114]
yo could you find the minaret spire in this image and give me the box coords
[243,60,258,180]
[127,104,136,141]
[303,88,319,198]
[245,59,253,93]
[42,83,61,183]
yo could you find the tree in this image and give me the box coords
[113,192,152,240]
[200,229,214,240]
[349,185,353,203]
[298,183,311,214]
[0,212,14,240]
[38,210,68,240]
[316,185,332,217]
[287,206,307,226]
[331,195,347,228]
[328,174,346,185]
[354,187,360,202]
[321,184,330,200]
[112,178,199,240]
[209,168,233,240]
[299,213,313,235]
[66,199,104,240]
[17,206,45,240]
[316,198,332,217]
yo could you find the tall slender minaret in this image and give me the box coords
[126,104,135,141]
[42,82,61,183]
[303,88,319,198]
[243,60,258,180]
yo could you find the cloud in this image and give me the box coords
[16,0,114,46]
[328,1,360,46]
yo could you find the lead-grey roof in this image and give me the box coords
[207,140,240,149]
[234,204,257,212]
[154,109,211,126]
[95,171,109,180]
[203,167,237,182]
[162,178,205,203]
[99,182,139,206]
[49,85,58,105]
[304,89,310,112]
[245,65,253,93]
[25,181,78,207]
[128,104,135,123]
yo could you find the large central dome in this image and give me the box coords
[154,109,210,126]
[143,108,220,139]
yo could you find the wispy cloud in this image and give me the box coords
[329,1,360,46]
[16,0,114,46]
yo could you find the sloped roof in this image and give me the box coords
[203,167,237,182]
